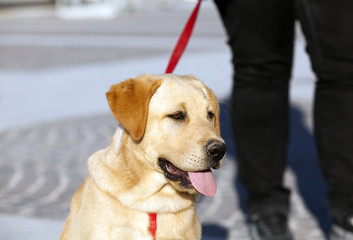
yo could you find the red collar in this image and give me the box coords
[148,213,157,240]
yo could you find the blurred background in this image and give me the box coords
[0,0,330,239]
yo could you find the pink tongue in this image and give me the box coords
[188,169,217,196]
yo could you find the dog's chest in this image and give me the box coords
[152,210,201,240]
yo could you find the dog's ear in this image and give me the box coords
[205,86,221,135]
[106,76,161,142]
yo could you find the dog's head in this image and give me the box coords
[106,74,226,196]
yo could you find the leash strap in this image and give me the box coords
[148,213,157,240]
[149,2,202,239]
[165,0,202,74]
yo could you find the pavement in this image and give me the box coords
[0,1,331,239]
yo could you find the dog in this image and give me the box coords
[60,73,226,240]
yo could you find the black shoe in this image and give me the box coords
[248,214,293,240]
[330,214,353,240]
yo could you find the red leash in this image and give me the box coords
[165,0,202,74]
[148,213,157,239]
[149,1,202,239]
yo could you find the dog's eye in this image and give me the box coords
[168,112,185,120]
[208,111,215,120]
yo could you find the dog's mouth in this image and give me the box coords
[158,158,191,186]
[158,158,217,196]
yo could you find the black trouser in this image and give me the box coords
[214,0,353,222]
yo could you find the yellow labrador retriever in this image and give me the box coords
[60,74,226,240]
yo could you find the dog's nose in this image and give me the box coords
[205,140,226,162]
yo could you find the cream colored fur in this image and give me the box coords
[60,74,225,240]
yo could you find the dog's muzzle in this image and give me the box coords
[158,140,226,196]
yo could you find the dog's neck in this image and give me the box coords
[87,128,198,214]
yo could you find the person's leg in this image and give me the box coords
[214,0,294,220]
[297,0,353,236]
